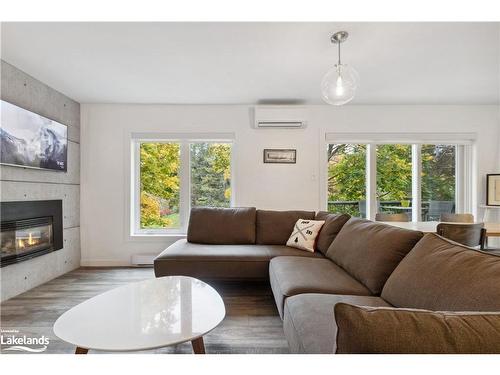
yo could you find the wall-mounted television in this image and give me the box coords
[0,100,68,172]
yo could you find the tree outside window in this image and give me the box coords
[138,141,232,230]
[328,143,456,220]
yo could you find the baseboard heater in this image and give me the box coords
[131,254,156,267]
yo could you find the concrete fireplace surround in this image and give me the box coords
[0,61,81,301]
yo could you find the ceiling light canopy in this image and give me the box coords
[321,31,359,106]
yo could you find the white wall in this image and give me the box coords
[80,104,499,266]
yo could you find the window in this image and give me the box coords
[132,138,233,235]
[190,143,232,208]
[327,144,367,217]
[421,144,456,221]
[139,142,181,230]
[326,137,470,222]
[376,144,412,220]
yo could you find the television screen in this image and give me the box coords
[0,100,68,172]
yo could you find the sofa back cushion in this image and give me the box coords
[314,212,350,254]
[256,210,315,245]
[326,218,424,294]
[381,233,500,311]
[187,207,256,244]
[333,303,500,354]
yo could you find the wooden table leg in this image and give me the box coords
[191,337,205,354]
[75,347,89,354]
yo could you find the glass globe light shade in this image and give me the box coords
[321,63,359,106]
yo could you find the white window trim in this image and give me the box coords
[323,132,476,222]
[366,144,377,220]
[324,132,476,145]
[130,133,235,237]
[411,144,422,221]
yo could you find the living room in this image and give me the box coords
[1,1,500,373]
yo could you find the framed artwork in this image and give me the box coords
[0,100,68,172]
[263,149,297,164]
[486,174,500,206]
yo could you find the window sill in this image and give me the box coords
[128,233,187,242]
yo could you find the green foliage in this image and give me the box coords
[327,144,367,216]
[140,143,180,228]
[328,143,455,216]
[422,145,455,201]
[191,143,231,207]
[328,144,367,201]
[376,144,412,201]
[139,142,232,229]
[140,192,172,228]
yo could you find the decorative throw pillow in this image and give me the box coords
[286,219,325,252]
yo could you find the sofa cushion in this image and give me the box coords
[269,256,371,318]
[154,239,322,280]
[187,207,256,244]
[326,218,424,294]
[256,210,315,245]
[284,294,391,354]
[334,303,500,354]
[381,233,500,311]
[314,211,350,254]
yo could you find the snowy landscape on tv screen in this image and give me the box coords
[0,100,67,171]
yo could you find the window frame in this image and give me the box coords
[323,133,476,222]
[130,134,235,236]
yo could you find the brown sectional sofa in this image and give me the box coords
[155,207,331,279]
[154,207,500,354]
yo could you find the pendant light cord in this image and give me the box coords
[338,41,341,66]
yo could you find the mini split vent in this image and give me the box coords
[256,121,304,128]
[252,106,307,129]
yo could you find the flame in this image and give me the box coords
[16,232,39,249]
[28,232,34,245]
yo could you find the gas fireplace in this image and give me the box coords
[0,200,63,267]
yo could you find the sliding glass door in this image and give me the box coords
[327,144,367,217]
[421,144,456,221]
[326,140,466,222]
[376,144,412,220]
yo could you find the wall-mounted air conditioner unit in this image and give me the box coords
[252,106,308,129]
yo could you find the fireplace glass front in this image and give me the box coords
[0,217,54,264]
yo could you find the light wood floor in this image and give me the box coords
[0,268,289,354]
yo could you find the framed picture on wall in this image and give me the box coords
[263,149,297,164]
[487,174,500,206]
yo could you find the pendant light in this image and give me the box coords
[321,31,359,106]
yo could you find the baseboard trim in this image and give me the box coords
[80,259,132,267]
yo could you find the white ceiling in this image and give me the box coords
[1,22,499,104]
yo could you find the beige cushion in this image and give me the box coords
[326,218,424,294]
[381,233,500,311]
[286,219,325,252]
[256,210,315,245]
[314,212,350,254]
[187,207,256,244]
[334,303,500,354]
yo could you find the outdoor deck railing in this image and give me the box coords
[327,200,454,220]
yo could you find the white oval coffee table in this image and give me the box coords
[53,276,225,354]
